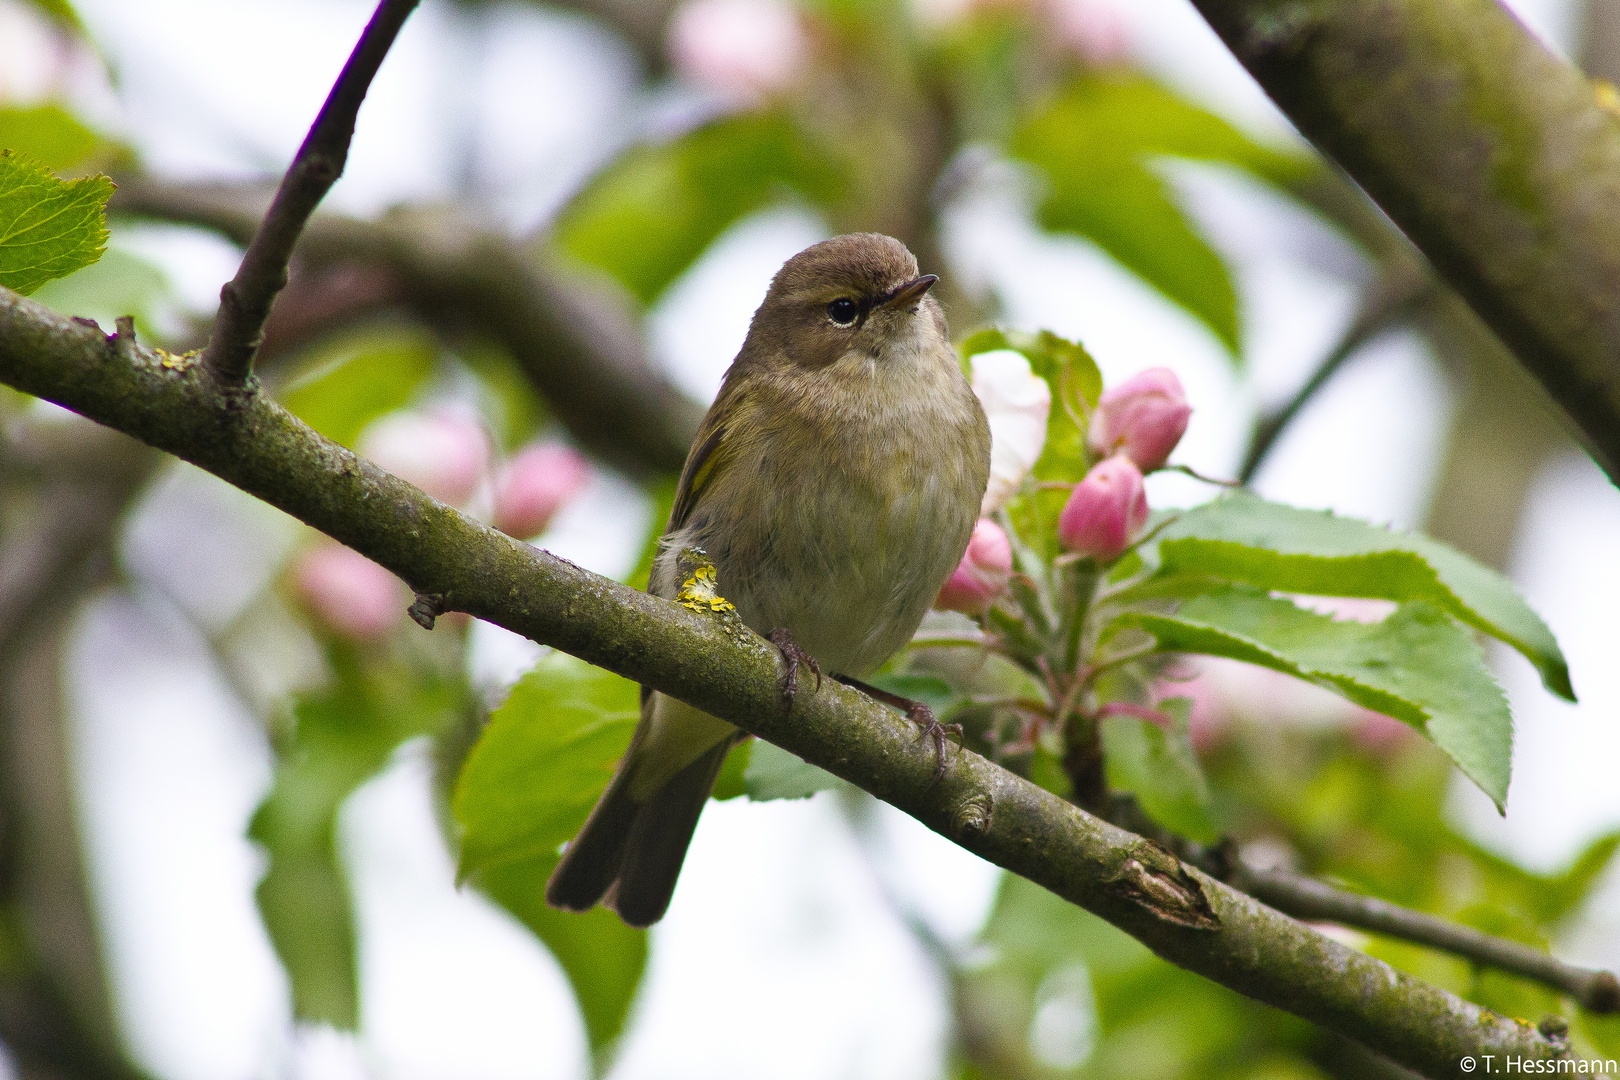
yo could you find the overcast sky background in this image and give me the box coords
[4,0,1619,1077]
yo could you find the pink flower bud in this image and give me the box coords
[1086,367,1191,472]
[359,407,490,507]
[668,0,809,104]
[493,442,591,539]
[1057,455,1149,560]
[935,518,1014,615]
[1045,0,1130,66]
[292,543,409,640]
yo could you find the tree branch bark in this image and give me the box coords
[203,0,420,386]
[112,179,703,476]
[1192,0,1620,482]
[0,286,1571,1079]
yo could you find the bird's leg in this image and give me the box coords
[835,675,961,782]
[768,628,822,708]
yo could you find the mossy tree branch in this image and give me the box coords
[0,287,1570,1079]
[1193,0,1620,481]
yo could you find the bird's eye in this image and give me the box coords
[827,298,858,325]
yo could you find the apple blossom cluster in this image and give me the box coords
[292,408,591,640]
[935,359,1190,616]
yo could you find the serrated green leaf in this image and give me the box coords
[1139,492,1573,701]
[453,652,639,877]
[0,104,100,172]
[1100,698,1217,842]
[0,149,113,296]
[250,647,461,1026]
[278,328,438,449]
[1012,77,1311,355]
[555,112,842,304]
[477,854,646,1068]
[1111,588,1514,809]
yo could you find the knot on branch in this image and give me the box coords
[949,791,993,838]
[1109,840,1222,932]
[408,591,447,629]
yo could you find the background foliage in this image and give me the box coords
[2,0,1619,1077]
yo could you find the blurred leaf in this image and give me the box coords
[0,103,99,172]
[453,651,639,877]
[555,112,842,304]
[22,0,84,30]
[1137,492,1573,701]
[712,737,754,800]
[1100,698,1217,842]
[457,338,548,452]
[0,149,112,295]
[250,646,462,1026]
[31,246,170,337]
[1112,588,1513,809]
[743,739,843,801]
[278,328,438,449]
[1012,77,1310,354]
[478,854,646,1067]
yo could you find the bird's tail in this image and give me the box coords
[546,714,737,928]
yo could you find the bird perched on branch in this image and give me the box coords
[546,233,992,927]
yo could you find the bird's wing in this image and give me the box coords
[666,379,748,535]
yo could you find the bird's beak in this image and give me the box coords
[880,274,938,311]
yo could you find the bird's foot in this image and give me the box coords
[768,628,822,709]
[836,675,961,783]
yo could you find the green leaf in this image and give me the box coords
[1139,492,1574,701]
[477,855,646,1067]
[278,328,438,449]
[742,739,843,801]
[453,652,639,877]
[0,104,100,172]
[1100,698,1217,842]
[0,149,112,296]
[554,111,842,304]
[1012,77,1311,354]
[960,326,1103,560]
[1111,587,1514,809]
[30,247,170,336]
[22,0,84,30]
[250,647,461,1026]
[711,737,754,800]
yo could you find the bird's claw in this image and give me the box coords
[768,628,822,708]
[906,702,962,783]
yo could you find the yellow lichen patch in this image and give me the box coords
[677,560,736,614]
[158,348,201,370]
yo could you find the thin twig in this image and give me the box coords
[1233,865,1620,1015]
[201,0,420,386]
[1238,266,1435,485]
[1098,794,1619,1015]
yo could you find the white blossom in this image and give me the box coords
[971,349,1051,514]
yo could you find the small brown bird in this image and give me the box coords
[545,233,992,926]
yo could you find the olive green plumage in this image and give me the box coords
[546,233,991,927]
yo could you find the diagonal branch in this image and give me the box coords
[0,286,1573,1079]
[202,0,419,386]
[1192,0,1620,483]
[1239,263,1436,484]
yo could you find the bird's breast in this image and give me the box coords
[667,353,990,676]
